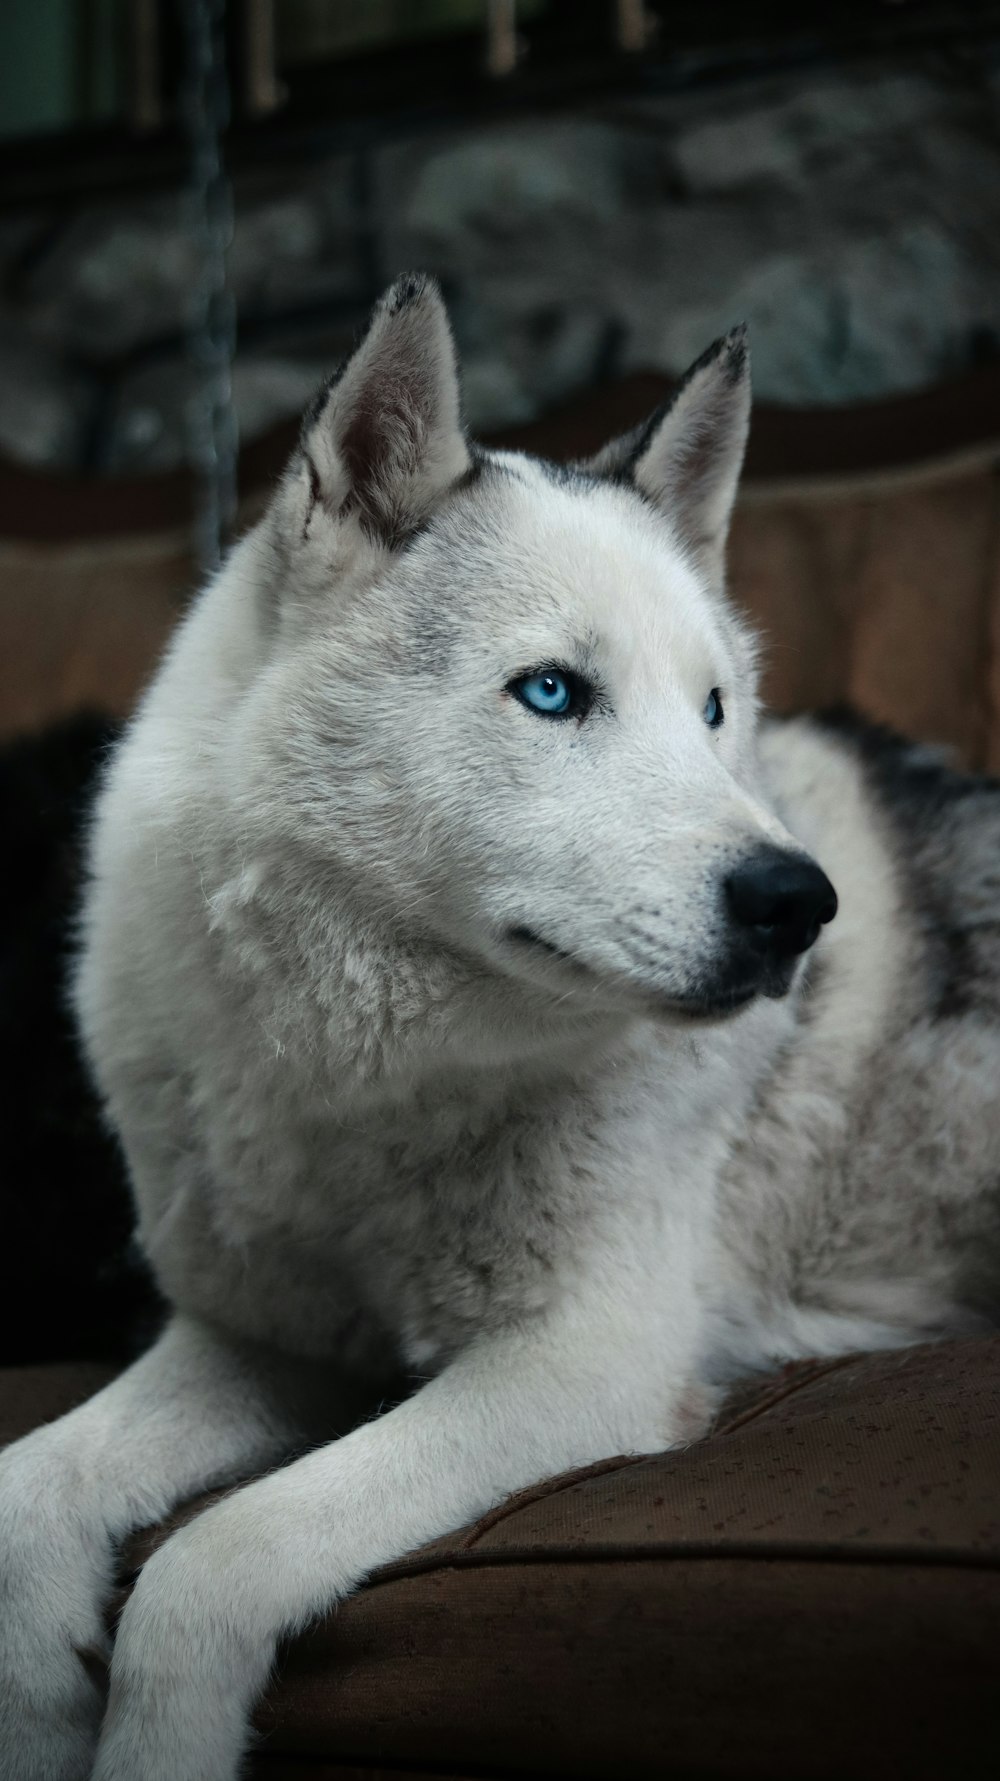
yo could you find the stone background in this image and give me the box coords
[2,40,998,476]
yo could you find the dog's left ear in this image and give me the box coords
[296,272,471,547]
[583,327,750,584]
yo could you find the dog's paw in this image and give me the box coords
[93,1514,272,1781]
[0,1442,110,1781]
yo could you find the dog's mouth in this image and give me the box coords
[661,983,792,1023]
[505,925,798,1021]
[664,983,762,1019]
[502,926,777,1011]
[506,918,802,1032]
[505,925,579,966]
[665,955,800,1019]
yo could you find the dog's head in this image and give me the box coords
[243,274,835,1024]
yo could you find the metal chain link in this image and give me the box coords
[180,0,238,575]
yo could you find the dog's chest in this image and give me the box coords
[147,1070,622,1363]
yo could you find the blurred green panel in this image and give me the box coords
[0,0,124,141]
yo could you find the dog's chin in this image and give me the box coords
[660,985,761,1021]
[654,986,766,1026]
[662,959,800,1022]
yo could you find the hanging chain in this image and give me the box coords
[180,0,238,575]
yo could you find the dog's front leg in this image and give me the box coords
[94,1262,697,1781]
[0,1315,338,1781]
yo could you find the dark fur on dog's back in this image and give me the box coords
[815,708,1000,1023]
[0,714,162,1364]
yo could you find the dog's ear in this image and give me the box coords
[584,328,750,584]
[295,273,471,546]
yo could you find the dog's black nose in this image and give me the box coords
[725,849,838,959]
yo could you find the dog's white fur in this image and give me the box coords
[1,275,998,1781]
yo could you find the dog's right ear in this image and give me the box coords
[581,327,750,586]
[289,274,471,549]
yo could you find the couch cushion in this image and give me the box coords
[244,1337,1000,1779]
[4,1341,997,1779]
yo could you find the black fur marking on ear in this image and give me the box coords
[675,324,748,397]
[303,379,331,430]
[612,402,672,487]
[387,271,429,314]
[299,305,382,448]
[299,371,337,442]
[721,322,749,384]
[302,450,322,540]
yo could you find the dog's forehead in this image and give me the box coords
[403,454,725,671]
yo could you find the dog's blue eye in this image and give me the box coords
[508,665,596,721]
[704,688,724,729]
[514,671,574,717]
[523,673,570,714]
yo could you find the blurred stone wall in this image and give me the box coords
[2,44,998,476]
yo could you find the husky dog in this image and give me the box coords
[1,274,998,1781]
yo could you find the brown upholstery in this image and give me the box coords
[730,470,1000,774]
[4,1340,998,1778]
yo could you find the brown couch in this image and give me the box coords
[2,384,999,1777]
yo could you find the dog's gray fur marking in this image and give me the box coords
[1,274,997,1781]
[816,708,1000,1022]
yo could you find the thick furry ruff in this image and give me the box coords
[0,714,162,1365]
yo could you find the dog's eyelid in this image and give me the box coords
[507,660,589,687]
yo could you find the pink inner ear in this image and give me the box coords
[664,404,730,521]
[341,391,398,499]
[634,365,748,571]
[339,371,425,532]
